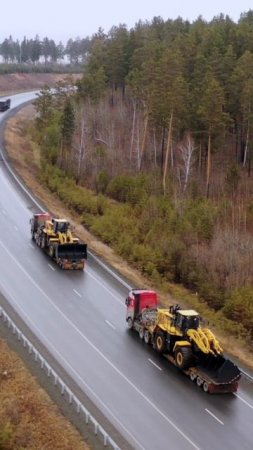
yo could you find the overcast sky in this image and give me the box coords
[1,0,252,43]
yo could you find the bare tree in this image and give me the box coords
[177,132,195,192]
[73,107,88,182]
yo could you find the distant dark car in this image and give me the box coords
[0,98,11,112]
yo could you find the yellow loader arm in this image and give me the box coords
[187,328,223,355]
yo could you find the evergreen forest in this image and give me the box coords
[24,11,253,343]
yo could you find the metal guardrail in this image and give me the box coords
[0,306,121,450]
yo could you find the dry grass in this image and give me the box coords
[0,339,89,449]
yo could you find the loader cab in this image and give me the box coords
[174,310,200,332]
[52,219,69,234]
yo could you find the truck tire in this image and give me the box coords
[175,347,194,370]
[144,330,150,344]
[49,245,55,258]
[155,331,166,353]
[127,317,133,329]
[139,327,144,339]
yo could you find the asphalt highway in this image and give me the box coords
[0,93,252,450]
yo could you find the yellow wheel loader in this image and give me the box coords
[126,289,241,393]
[30,213,87,270]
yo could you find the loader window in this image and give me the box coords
[182,316,200,331]
[175,313,200,331]
[55,221,69,233]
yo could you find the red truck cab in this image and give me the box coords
[126,289,158,328]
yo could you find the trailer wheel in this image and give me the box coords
[190,372,196,381]
[144,330,150,344]
[127,318,133,329]
[196,376,203,387]
[139,327,144,339]
[155,332,166,353]
[175,347,194,370]
[49,245,54,258]
[203,382,209,393]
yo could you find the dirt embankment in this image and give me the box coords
[0,72,81,96]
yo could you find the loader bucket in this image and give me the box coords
[200,354,241,384]
[55,243,87,261]
[213,357,241,384]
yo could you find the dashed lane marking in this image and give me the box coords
[73,289,82,298]
[205,408,224,425]
[105,320,116,330]
[148,358,162,371]
[234,393,253,410]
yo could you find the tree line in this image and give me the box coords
[0,35,91,64]
[32,10,253,341]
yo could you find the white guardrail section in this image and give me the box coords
[0,305,121,450]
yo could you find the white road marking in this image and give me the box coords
[0,238,200,450]
[28,243,35,249]
[105,319,116,330]
[48,264,55,271]
[205,408,224,425]
[148,358,162,371]
[0,141,44,211]
[73,289,82,298]
[13,225,18,231]
[86,269,125,307]
[234,393,253,410]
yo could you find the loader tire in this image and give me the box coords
[175,346,194,370]
[154,331,166,353]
